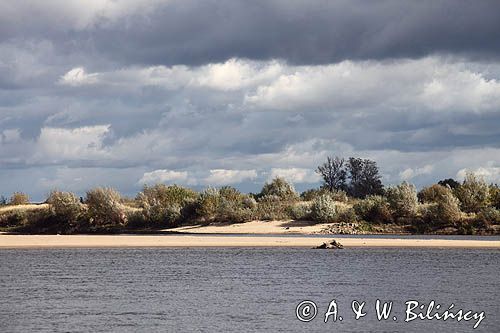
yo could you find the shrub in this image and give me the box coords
[195,187,221,221]
[418,184,450,204]
[137,184,197,227]
[301,188,325,201]
[422,189,461,226]
[329,189,349,202]
[255,195,290,220]
[476,207,500,226]
[125,210,147,229]
[86,187,126,227]
[301,188,348,202]
[353,195,392,224]
[192,187,254,223]
[489,184,500,210]
[335,207,359,224]
[287,202,312,220]
[0,195,7,205]
[386,182,418,218]
[242,196,257,210]
[46,190,85,224]
[0,210,28,227]
[310,194,337,223]
[260,177,299,201]
[455,172,489,213]
[9,192,29,205]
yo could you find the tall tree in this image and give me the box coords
[347,157,384,198]
[316,156,347,192]
[438,178,460,190]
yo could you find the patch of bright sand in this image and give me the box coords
[170,220,332,234]
[0,234,498,248]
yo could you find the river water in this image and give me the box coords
[1,247,499,332]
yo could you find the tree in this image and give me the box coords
[438,178,460,190]
[316,156,347,192]
[347,157,384,198]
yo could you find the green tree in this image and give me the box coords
[347,157,384,198]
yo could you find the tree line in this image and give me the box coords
[0,155,499,235]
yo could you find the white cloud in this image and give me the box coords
[195,58,283,91]
[399,165,434,181]
[60,67,99,86]
[139,169,189,185]
[268,168,320,184]
[204,169,257,185]
[245,58,500,113]
[1,129,21,144]
[34,125,109,161]
[456,166,500,183]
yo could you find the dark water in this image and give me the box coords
[1,248,499,332]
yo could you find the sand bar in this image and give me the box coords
[0,234,499,248]
[169,220,334,234]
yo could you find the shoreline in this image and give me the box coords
[0,234,499,249]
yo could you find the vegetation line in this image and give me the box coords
[1,156,499,235]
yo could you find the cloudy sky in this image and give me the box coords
[2,0,500,200]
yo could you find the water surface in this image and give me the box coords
[1,248,499,332]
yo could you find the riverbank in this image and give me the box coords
[0,234,499,248]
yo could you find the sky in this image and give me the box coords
[1,0,500,200]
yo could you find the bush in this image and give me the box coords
[335,207,359,224]
[310,194,337,223]
[418,184,450,203]
[476,207,500,226]
[489,184,500,210]
[192,187,255,223]
[0,210,28,227]
[386,182,418,218]
[125,210,147,229]
[255,195,290,220]
[301,188,348,202]
[9,192,29,205]
[353,195,392,224]
[287,202,312,220]
[47,190,85,224]
[421,189,461,226]
[260,177,299,201]
[195,187,221,221]
[137,184,197,227]
[86,187,126,227]
[455,172,489,213]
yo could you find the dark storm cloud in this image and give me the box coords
[79,0,500,66]
[2,1,500,199]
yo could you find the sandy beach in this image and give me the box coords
[0,234,499,248]
[169,220,334,234]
